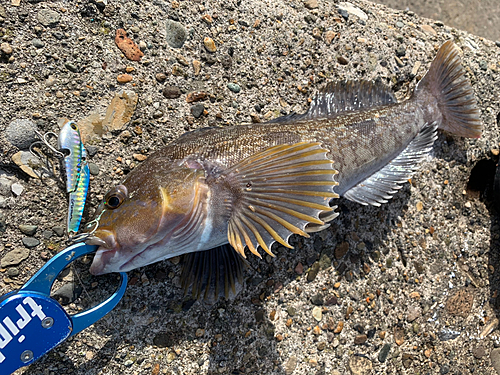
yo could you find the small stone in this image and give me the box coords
[396,46,406,57]
[407,305,421,322]
[325,30,336,45]
[165,20,187,48]
[307,262,320,282]
[354,334,367,345]
[346,305,354,319]
[155,73,167,82]
[88,162,99,176]
[312,306,322,321]
[37,9,61,27]
[317,341,326,351]
[32,39,45,48]
[304,0,318,9]
[22,237,40,248]
[295,262,304,274]
[52,282,83,306]
[438,328,460,341]
[42,230,53,240]
[186,91,207,103]
[133,153,147,161]
[378,343,391,363]
[421,24,437,35]
[19,224,37,236]
[0,42,12,55]
[65,62,79,73]
[163,86,181,99]
[396,21,404,28]
[394,325,404,346]
[115,29,143,61]
[440,365,450,374]
[287,306,296,316]
[6,119,38,150]
[192,60,202,75]
[1,248,29,267]
[195,328,205,337]
[337,56,349,65]
[337,2,368,21]
[285,356,297,375]
[138,41,147,51]
[190,103,205,118]
[348,355,373,375]
[496,41,500,48]
[311,293,324,306]
[204,37,216,53]
[117,74,133,83]
[334,321,344,333]
[11,183,23,196]
[52,226,65,237]
[335,242,349,259]
[227,83,241,93]
[473,346,486,359]
[445,288,474,317]
[7,267,19,277]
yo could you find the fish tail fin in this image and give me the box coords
[415,40,482,138]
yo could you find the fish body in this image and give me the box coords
[87,41,481,290]
[58,120,90,235]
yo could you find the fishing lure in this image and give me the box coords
[57,121,90,236]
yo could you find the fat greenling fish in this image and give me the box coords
[85,41,481,297]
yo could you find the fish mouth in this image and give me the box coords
[87,229,120,275]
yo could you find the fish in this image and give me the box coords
[85,41,481,297]
[58,121,90,236]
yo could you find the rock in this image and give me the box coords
[65,62,79,73]
[445,288,474,317]
[421,24,437,35]
[312,306,322,321]
[52,226,65,237]
[6,119,38,150]
[163,86,182,99]
[394,325,404,346]
[348,355,373,375]
[438,328,460,341]
[354,334,367,344]
[190,103,205,118]
[12,151,50,179]
[115,29,143,61]
[32,39,45,48]
[440,365,450,374]
[490,348,500,374]
[227,83,241,93]
[0,213,6,233]
[37,9,60,27]
[337,56,349,65]
[88,162,99,176]
[0,176,12,196]
[325,30,336,45]
[11,182,23,196]
[307,262,320,282]
[0,42,13,55]
[7,267,19,277]
[52,282,83,306]
[378,343,391,363]
[155,73,167,82]
[287,306,296,316]
[19,224,37,236]
[396,46,406,57]
[337,2,368,21]
[473,346,486,359]
[204,37,216,53]
[1,248,29,267]
[335,242,349,259]
[165,20,187,48]
[186,91,207,103]
[22,237,40,248]
[407,305,421,322]
[311,293,324,305]
[117,74,133,83]
[284,356,297,375]
[192,60,202,75]
[304,0,318,9]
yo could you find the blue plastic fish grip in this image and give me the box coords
[0,242,127,374]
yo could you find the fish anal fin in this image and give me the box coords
[217,142,339,258]
[344,122,438,206]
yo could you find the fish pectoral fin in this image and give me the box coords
[222,142,339,258]
[344,122,438,206]
[180,244,248,300]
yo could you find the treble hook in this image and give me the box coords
[30,130,65,159]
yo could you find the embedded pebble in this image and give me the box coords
[88,162,100,176]
[304,0,318,9]
[115,29,144,61]
[337,2,368,21]
[22,237,40,248]
[325,30,336,45]
[348,355,372,375]
[1,248,29,267]
[53,226,65,237]
[11,183,23,196]
[155,73,167,82]
[204,37,216,53]
[191,103,205,118]
[7,267,19,277]
[490,348,500,373]
[52,282,83,306]
[227,83,241,93]
[117,74,133,83]
[32,39,45,48]
[312,306,322,321]
[6,119,38,150]
[165,20,187,48]
[284,356,297,375]
[163,86,181,99]
[0,42,13,55]
[407,305,421,322]
[37,9,60,27]
[378,343,391,363]
[19,224,37,236]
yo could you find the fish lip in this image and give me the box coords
[89,246,118,275]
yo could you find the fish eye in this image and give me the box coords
[70,122,78,131]
[104,185,128,210]
[106,195,122,209]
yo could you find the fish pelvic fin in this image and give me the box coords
[344,122,438,206]
[180,244,247,300]
[415,40,482,138]
[218,142,339,258]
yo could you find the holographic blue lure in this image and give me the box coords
[57,121,90,236]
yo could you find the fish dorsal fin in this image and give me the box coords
[305,80,397,119]
[180,244,247,299]
[217,142,339,258]
[344,122,438,206]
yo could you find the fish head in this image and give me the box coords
[87,159,208,275]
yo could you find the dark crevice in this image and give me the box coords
[467,159,496,199]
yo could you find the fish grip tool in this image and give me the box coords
[0,242,127,374]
